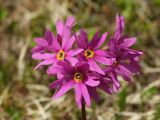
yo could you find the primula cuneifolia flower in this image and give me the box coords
[106,14,143,82]
[76,30,113,75]
[31,14,142,108]
[32,16,82,72]
[49,62,100,108]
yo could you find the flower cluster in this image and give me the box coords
[31,14,142,108]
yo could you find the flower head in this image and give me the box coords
[76,30,112,75]
[31,30,55,53]
[31,15,143,108]
[86,72,114,102]
[49,62,100,108]
[31,16,75,54]
[32,16,82,72]
[106,14,143,82]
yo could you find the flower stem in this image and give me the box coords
[81,98,86,120]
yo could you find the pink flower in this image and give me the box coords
[49,62,100,108]
[87,72,113,102]
[106,14,143,82]
[76,30,112,75]
[32,16,83,73]
[31,15,143,108]
[31,16,75,54]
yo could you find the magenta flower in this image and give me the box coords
[32,16,83,73]
[87,72,114,102]
[31,30,55,54]
[108,14,142,56]
[76,30,112,75]
[31,15,143,115]
[31,16,75,54]
[106,14,143,81]
[103,68,120,92]
[49,62,100,108]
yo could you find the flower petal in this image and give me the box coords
[50,35,61,52]
[34,59,54,69]
[49,79,63,89]
[120,60,140,74]
[99,81,113,94]
[57,61,74,73]
[76,63,90,73]
[62,27,71,49]
[85,78,100,87]
[65,16,75,27]
[110,73,120,92]
[47,64,66,75]
[63,35,76,50]
[67,48,83,57]
[119,37,136,48]
[88,87,100,102]
[94,55,113,65]
[119,50,142,61]
[53,81,74,99]
[77,54,87,62]
[89,31,100,49]
[74,83,82,108]
[108,37,116,51]
[31,46,43,53]
[34,38,48,47]
[114,14,124,40]
[65,56,78,66]
[112,73,120,87]
[113,84,119,93]
[76,30,88,49]
[45,30,53,45]
[88,59,105,75]
[116,65,131,81]
[95,32,107,49]
[80,84,91,107]
[94,50,108,57]
[56,20,64,35]
[32,53,55,60]
[116,14,124,32]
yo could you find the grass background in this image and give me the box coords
[0,0,160,120]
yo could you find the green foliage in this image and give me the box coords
[152,0,160,6]
[29,40,36,48]
[141,86,158,101]
[0,8,8,22]
[154,104,160,120]
[49,22,57,34]
[30,14,48,37]
[117,86,127,111]
[6,21,18,33]
[0,57,15,88]
[5,106,22,120]
[87,28,97,40]
[115,0,136,20]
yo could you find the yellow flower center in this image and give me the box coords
[56,50,65,61]
[73,72,83,83]
[84,49,94,59]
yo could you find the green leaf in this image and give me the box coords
[5,106,22,120]
[152,0,160,6]
[118,87,127,111]
[0,8,8,21]
[154,104,160,120]
[141,86,158,101]
[87,28,97,40]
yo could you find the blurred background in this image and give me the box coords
[0,0,160,120]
